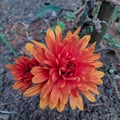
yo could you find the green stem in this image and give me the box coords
[91,1,116,47]
[0,34,18,57]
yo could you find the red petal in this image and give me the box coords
[57,79,65,88]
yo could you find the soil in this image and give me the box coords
[0,0,120,120]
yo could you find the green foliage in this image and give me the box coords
[104,34,110,40]
[0,34,18,57]
[114,42,120,48]
[64,12,76,22]
[87,26,94,33]
[37,5,61,18]
[104,34,120,48]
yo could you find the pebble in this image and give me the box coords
[0,68,5,75]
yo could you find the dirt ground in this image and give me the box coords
[0,0,120,120]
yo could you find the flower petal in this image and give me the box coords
[91,61,103,68]
[50,86,60,103]
[83,91,96,102]
[79,35,91,50]
[31,67,42,75]
[47,28,55,41]
[85,54,101,61]
[55,25,62,42]
[77,95,84,111]
[70,93,77,110]
[91,71,105,78]
[12,81,24,89]
[57,79,65,88]
[93,79,103,84]
[73,27,80,36]
[56,99,65,112]
[26,43,35,55]
[24,84,41,97]
[31,67,48,75]
[66,31,72,39]
[49,86,60,109]
[60,93,68,105]
[32,73,48,83]
[82,83,100,95]
[31,40,47,50]
[40,95,49,109]
[41,81,55,99]
[46,29,55,51]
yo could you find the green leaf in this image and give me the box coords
[0,34,18,57]
[52,25,56,32]
[114,42,120,48]
[109,38,115,43]
[87,26,94,33]
[37,5,61,18]
[64,12,76,21]
[104,34,110,40]
[39,29,46,33]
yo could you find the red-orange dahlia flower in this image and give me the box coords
[6,56,39,92]
[23,26,104,112]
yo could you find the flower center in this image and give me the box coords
[59,60,76,78]
[67,61,76,70]
[65,60,76,76]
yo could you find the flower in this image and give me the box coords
[6,56,39,92]
[23,26,104,112]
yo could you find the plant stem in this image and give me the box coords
[90,1,116,47]
[0,34,18,57]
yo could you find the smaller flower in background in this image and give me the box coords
[6,56,39,92]
[23,26,104,112]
